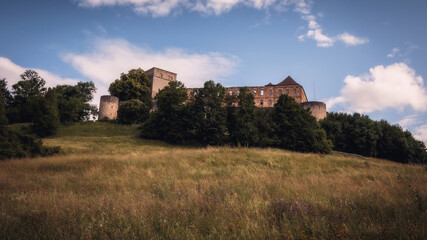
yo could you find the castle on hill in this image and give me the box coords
[99,67,326,120]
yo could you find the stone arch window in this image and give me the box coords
[253,90,256,95]
[268,99,272,105]
[237,91,240,96]
[261,90,264,96]
[278,90,282,95]
[260,99,264,105]
[269,89,272,95]
[286,89,289,95]
[293,89,296,94]
[229,91,233,96]
[160,73,163,78]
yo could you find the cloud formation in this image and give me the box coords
[387,48,399,58]
[297,9,368,47]
[62,38,239,104]
[327,63,427,113]
[414,124,427,144]
[78,0,284,16]
[0,57,80,89]
[78,0,367,47]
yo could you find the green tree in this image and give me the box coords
[109,68,152,103]
[0,90,7,127]
[118,99,149,124]
[52,81,97,123]
[320,113,379,156]
[141,81,192,143]
[273,95,331,153]
[12,70,46,99]
[233,87,257,146]
[109,68,152,123]
[0,78,12,106]
[31,90,60,137]
[191,80,227,145]
[10,70,47,123]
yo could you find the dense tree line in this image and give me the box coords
[140,80,332,153]
[320,112,427,164]
[0,70,97,160]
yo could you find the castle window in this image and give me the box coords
[237,91,240,96]
[261,90,264,96]
[286,89,289,95]
[229,91,233,96]
[160,73,163,78]
[293,89,296,94]
[260,99,263,105]
[253,90,256,95]
[269,90,272,95]
[268,100,272,105]
[279,90,282,95]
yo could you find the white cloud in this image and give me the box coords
[414,124,427,144]
[299,14,367,47]
[0,57,80,89]
[62,38,239,105]
[327,63,427,113]
[77,0,367,48]
[387,48,399,58]
[78,0,285,16]
[398,114,420,129]
[336,32,369,46]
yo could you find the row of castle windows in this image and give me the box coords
[259,99,273,106]
[228,89,297,96]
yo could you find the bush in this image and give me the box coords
[0,128,60,160]
[118,99,150,124]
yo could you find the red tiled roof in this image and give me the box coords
[275,76,300,86]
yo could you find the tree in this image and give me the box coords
[141,81,192,143]
[9,70,47,123]
[118,99,149,124]
[109,68,152,103]
[52,81,97,123]
[320,113,426,164]
[0,90,7,127]
[109,68,152,123]
[233,87,258,146]
[191,80,227,145]
[12,70,46,99]
[320,113,379,156]
[0,78,12,106]
[273,94,331,153]
[31,90,60,137]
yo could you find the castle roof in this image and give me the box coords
[275,76,300,86]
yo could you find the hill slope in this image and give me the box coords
[0,122,425,239]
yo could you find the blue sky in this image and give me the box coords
[1,0,427,142]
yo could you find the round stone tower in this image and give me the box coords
[301,101,327,121]
[98,95,119,120]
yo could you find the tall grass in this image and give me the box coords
[0,122,425,239]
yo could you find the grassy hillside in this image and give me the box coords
[0,122,425,239]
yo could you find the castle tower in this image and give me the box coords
[146,67,177,98]
[301,101,327,120]
[98,95,119,120]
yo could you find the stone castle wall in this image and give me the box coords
[99,95,119,120]
[146,68,177,98]
[225,85,307,107]
[301,101,327,120]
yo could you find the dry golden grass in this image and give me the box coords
[0,122,426,239]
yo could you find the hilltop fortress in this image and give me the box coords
[99,67,326,120]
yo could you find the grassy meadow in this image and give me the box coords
[0,122,426,239]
